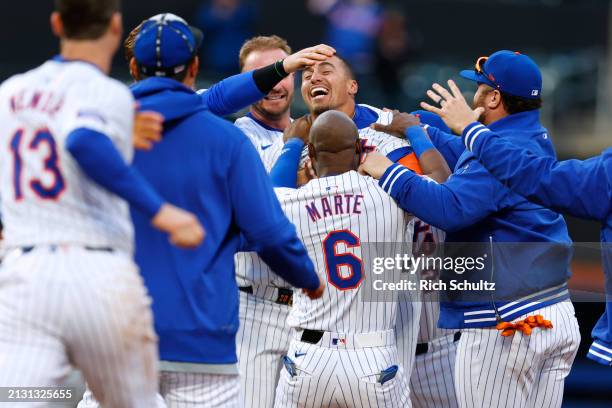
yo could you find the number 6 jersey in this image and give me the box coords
[276,170,414,333]
[0,58,135,252]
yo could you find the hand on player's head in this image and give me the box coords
[283,114,313,144]
[133,109,164,150]
[152,204,205,249]
[283,44,336,74]
[358,151,394,180]
[371,110,421,139]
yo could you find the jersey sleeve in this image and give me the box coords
[199,70,264,117]
[377,161,505,232]
[425,125,465,170]
[464,122,611,220]
[228,133,319,289]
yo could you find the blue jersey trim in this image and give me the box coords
[246,112,284,132]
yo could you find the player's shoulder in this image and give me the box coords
[234,114,284,136]
[356,103,392,126]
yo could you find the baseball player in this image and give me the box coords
[272,110,418,407]
[79,13,324,408]
[232,35,300,408]
[427,71,612,368]
[0,1,204,407]
[365,109,459,408]
[361,51,581,408]
[122,22,335,152]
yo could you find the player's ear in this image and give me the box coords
[129,57,140,81]
[488,90,502,110]
[348,79,358,97]
[50,12,64,38]
[190,56,200,79]
[109,12,123,37]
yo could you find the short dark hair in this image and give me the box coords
[334,54,355,80]
[500,91,542,114]
[55,0,120,40]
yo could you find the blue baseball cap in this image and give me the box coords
[459,50,542,99]
[134,13,203,77]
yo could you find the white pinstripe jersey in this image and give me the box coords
[234,114,285,172]
[296,104,413,168]
[412,219,454,343]
[277,171,414,333]
[233,114,288,288]
[355,104,411,156]
[0,59,135,252]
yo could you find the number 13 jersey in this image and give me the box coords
[0,58,135,252]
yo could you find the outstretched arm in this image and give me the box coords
[359,153,501,232]
[463,122,610,220]
[420,79,611,221]
[201,44,336,116]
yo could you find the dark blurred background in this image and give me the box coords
[2,0,609,405]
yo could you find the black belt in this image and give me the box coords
[238,286,294,306]
[20,245,115,254]
[300,329,325,344]
[416,331,461,356]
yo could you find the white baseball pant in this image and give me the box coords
[0,246,159,408]
[455,301,580,408]
[274,330,411,407]
[237,288,291,408]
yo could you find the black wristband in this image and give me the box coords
[252,59,289,94]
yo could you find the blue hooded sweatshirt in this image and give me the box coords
[378,110,573,329]
[129,77,319,366]
[463,120,612,366]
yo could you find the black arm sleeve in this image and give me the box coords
[252,60,289,94]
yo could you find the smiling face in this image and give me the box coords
[301,56,358,117]
[242,48,294,119]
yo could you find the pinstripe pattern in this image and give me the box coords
[233,115,292,407]
[410,333,459,408]
[356,105,411,156]
[277,171,413,332]
[237,290,291,408]
[160,372,241,408]
[273,171,415,407]
[455,301,580,408]
[407,221,459,408]
[234,116,285,173]
[0,247,159,408]
[274,339,411,408]
[0,60,135,253]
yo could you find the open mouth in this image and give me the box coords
[310,86,329,101]
[264,94,286,101]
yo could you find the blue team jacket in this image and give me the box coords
[464,121,612,366]
[129,77,318,365]
[378,110,573,329]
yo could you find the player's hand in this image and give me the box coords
[371,110,421,139]
[358,151,394,180]
[283,44,336,73]
[302,279,325,300]
[133,110,164,150]
[283,114,313,144]
[420,80,484,134]
[152,204,205,248]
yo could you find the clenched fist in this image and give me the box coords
[152,204,205,248]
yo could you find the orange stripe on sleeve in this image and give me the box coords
[397,152,423,175]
